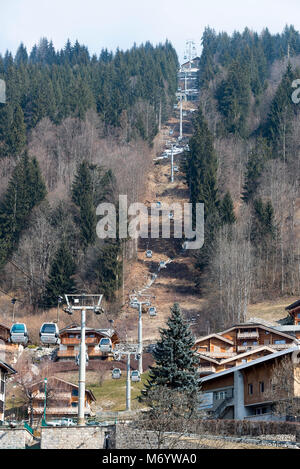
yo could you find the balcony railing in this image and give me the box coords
[237,345,259,352]
[270,343,293,350]
[237,332,259,339]
[34,392,71,400]
[57,349,108,358]
[201,351,235,358]
[61,338,99,345]
[198,366,216,373]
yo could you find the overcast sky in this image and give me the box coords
[1,0,300,61]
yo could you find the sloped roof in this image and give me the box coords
[194,333,234,346]
[200,346,299,384]
[0,359,16,374]
[29,376,96,401]
[219,345,275,365]
[286,299,300,311]
[219,323,297,341]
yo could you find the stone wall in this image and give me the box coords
[0,428,35,449]
[41,425,116,449]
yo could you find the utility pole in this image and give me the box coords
[171,144,174,183]
[113,343,140,411]
[179,94,183,140]
[129,294,151,374]
[64,294,104,425]
[11,298,17,323]
[78,308,86,425]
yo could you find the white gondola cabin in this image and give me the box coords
[99,337,112,353]
[10,323,29,345]
[131,370,141,382]
[112,368,121,379]
[39,322,60,345]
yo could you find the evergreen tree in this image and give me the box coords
[0,152,46,265]
[220,191,236,225]
[143,303,199,394]
[242,141,268,203]
[93,240,122,301]
[43,241,76,306]
[263,63,298,159]
[6,104,26,155]
[72,160,96,248]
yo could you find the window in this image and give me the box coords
[259,381,265,393]
[71,389,78,397]
[274,340,286,345]
[71,402,78,408]
[248,384,253,395]
[241,359,247,363]
[297,313,300,319]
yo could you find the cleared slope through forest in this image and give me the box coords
[116,105,207,344]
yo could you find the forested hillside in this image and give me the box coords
[187,26,300,331]
[0,39,178,311]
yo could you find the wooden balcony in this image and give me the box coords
[201,351,235,358]
[57,349,109,358]
[237,331,259,339]
[34,392,71,400]
[61,337,99,346]
[198,365,216,373]
[270,343,294,350]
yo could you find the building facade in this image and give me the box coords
[56,324,119,361]
[0,360,16,422]
[28,376,96,419]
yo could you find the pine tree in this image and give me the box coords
[6,104,26,155]
[93,240,122,301]
[43,241,76,307]
[220,191,236,225]
[242,140,268,203]
[143,303,199,394]
[72,160,96,248]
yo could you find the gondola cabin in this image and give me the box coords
[10,323,28,345]
[40,323,60,345]
[99,337,112,353]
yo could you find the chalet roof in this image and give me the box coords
[29,376,96,401]
[0,359,16,374]
[219,345,275,365]
[196,354,220,365]
[200,346,299,384]
[59,325,115,338]
[194,333,234,346]
[286,299,300,311]
[274,325,300,333]
[219,323,297,341]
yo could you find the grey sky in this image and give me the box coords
[0,0,299,61]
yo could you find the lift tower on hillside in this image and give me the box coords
[183,40,197,70]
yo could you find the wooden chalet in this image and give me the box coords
[57,324,119,361]
[200,347,300,420]
[28,376,96,419]
[286,299,300,326]
[0,360,16,422]
[194,333,235,359]
[219,323,297,353]
[197,346,275,377]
